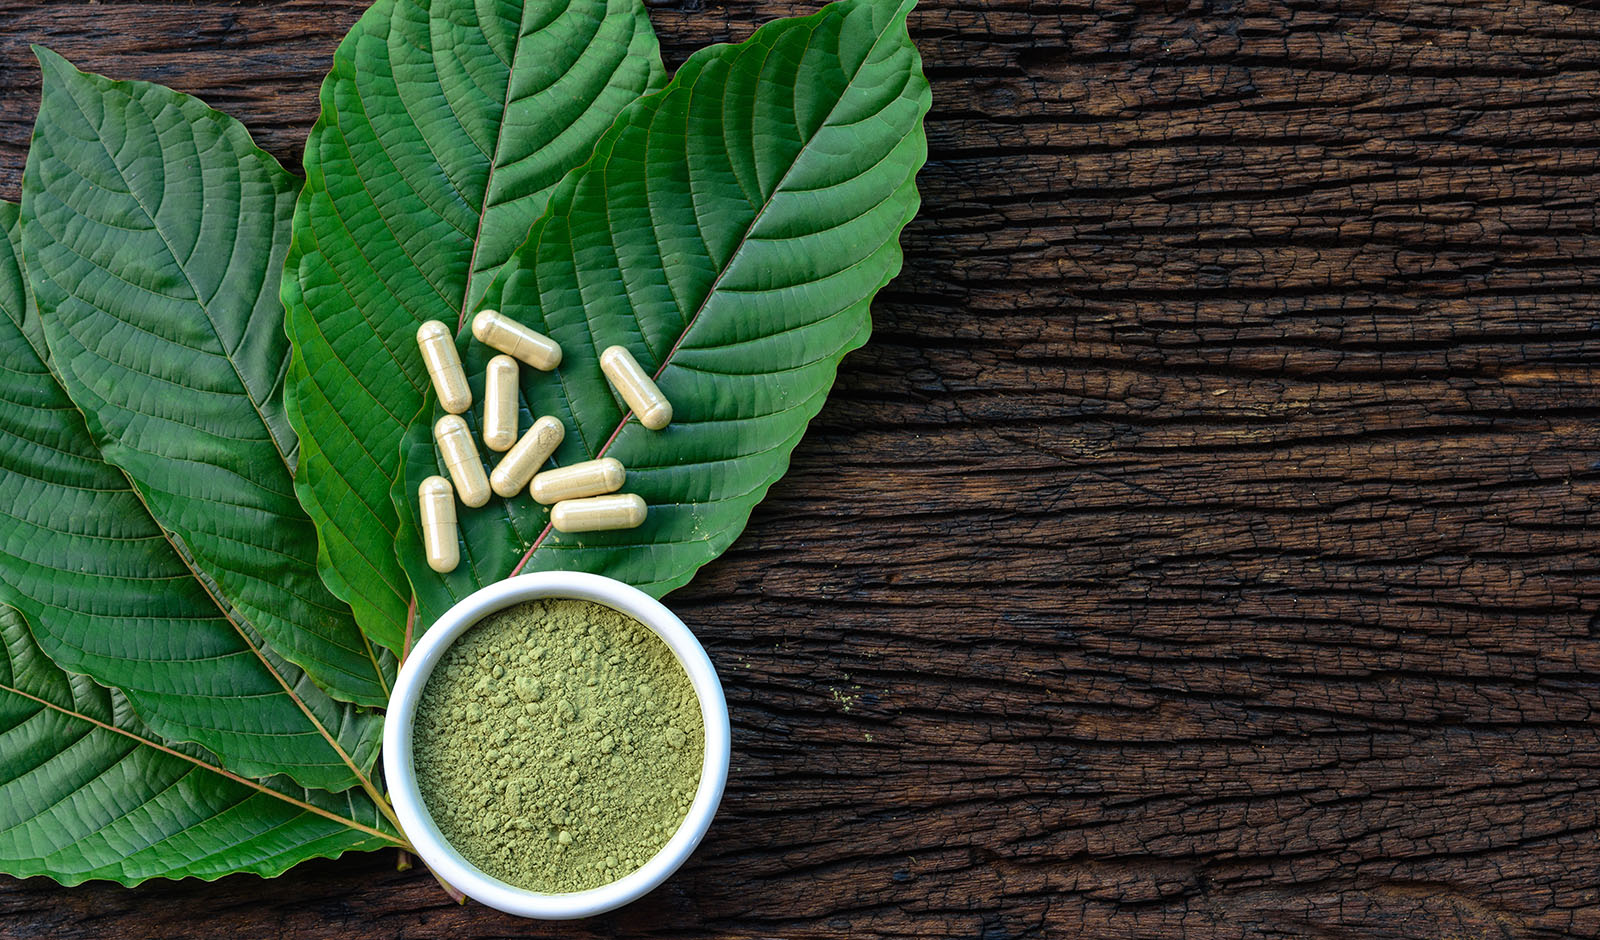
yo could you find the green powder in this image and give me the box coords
[412,598,704,893]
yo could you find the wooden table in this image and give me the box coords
[2,1,1597,937]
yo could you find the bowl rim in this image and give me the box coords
[383,571,731,919]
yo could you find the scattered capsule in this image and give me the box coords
[490,416,565,498]
[434,414,491,508]
[482,355,519,452]
[473,310,562,371]
[551,494,647,533]
[531,458,625,505]
[417,320,471,414]
[418,476,459,573]
[599,345,672,430]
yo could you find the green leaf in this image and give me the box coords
[0,205,34,352]
[19,48,394,708]
[0,605,400,886]
[284,0,665,655]
[0,197,385,796]
[394,0,930,628]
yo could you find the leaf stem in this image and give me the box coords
[428,863,468,904]
[402,595,418,664]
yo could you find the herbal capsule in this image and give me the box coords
[417,320,471,414]
[418,475,459,573]
[599,345,672,430]
[530,457,625,505]
[472,310,562,371]
[482,355,519,452]
[551,493,647,533]
[434,414,491,508]
[490,416,565,498]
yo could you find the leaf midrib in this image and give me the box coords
[455,10,530,331]
[0,676,405,847]
[512,7,901,576]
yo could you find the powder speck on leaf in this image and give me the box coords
[413,599,703,893]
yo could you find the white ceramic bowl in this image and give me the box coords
[383,571,731,919]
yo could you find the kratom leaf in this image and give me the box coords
[0,604,400,887]
[394,0,930,628]
[284,0,665,656]
[20,49,394,708]
[0,204,31,352]
[0,198,385,796]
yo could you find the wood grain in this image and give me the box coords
[3,0,1599,937]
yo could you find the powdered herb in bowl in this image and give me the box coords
[412,598,704,892]
[384,571,730,919]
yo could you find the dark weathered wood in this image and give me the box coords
[3,0,1600,936]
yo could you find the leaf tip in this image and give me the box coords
[29,45,97,109]
[30,44,74,81]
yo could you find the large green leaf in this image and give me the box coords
[0,198,385,796]
[394,0,930,628]
[0,604,400,887]
[20,49,393,707]
[284,0,665,655]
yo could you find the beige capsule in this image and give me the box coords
[434,414,491,508]
[490,416,565,498]
[530,457,625,505]
[482,355,519,452]
[472,310,562,371]
[551,493,647,533]
[599,345,672,430]
[417,320,472,414]
[418,475,459,573]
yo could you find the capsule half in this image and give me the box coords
[418,476,460,573]
[417,320,471,414]
[530,458,625,505]
[490,416,565,498]
[434,414,491,508]
[600,345,672,430]
[551,494,647,533]
[473,310,562,371]
[482,355,519,452]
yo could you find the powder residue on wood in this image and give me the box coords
[413,598,703,893]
